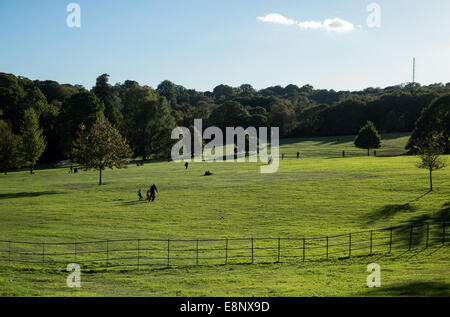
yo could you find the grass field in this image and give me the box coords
[0,133,449,296]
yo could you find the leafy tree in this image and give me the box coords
[72,118,133,185]
[210,101,250,129]
[354,121,381,156]
[407,93,450,154]
[21,108,46,174]
[58,91,105,156]
[92,74,121,127]
[269,100,296,137]
[0,120,23,175]
[416,137,447,191]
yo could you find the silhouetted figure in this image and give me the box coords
[204,171,214,176]
[138,189,143,201]
[282,153,285,160]
[268,156,273,164]
[374,150,377,157]
[146,190,151,202]
[149,184,158,202]
[342,151,345,158]
[185,162,189,169]
[297,152,300,159]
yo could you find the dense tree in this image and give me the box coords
[72,118,133,185]
[407,94,450,154]
[269,100,296,137]
[92,74,121,126]
[0,120,23,175]
[58,91,105,156]
[21,108,46,174]
[354,121,381,156]
[210,101,251,129]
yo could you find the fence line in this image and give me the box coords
[0,222,448,271]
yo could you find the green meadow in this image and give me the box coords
[0,133,449,296]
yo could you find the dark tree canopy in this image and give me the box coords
[406,93,450,154]
[0,71,449,169]
[354,121,381,156]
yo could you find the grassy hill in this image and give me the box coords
[0,133,448,296]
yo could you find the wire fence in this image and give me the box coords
[0,222,448,271]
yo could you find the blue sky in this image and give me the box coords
[1,0,449,91]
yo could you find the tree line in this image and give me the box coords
[0,72,449,173]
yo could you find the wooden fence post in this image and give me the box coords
[137,239,140,271]
[106,240,109,267]
[409,225,413,250]
[389,228,393,253]
[443,223,446,246]
[167,239,170,267]
[251,238,254,264]
[302,238,306,262]
[348,233,351,258]
[225,239,228,265]
[277,238,281,263]
[196,240,199,265]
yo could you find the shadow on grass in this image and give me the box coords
[364,281,450,297]
[0,191,61,200]
[120,200,149,206]
[366,203,417,225]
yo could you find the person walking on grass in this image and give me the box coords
[146,189,151,202]
[149,184,158,202]
[138,189,143,201]
[297,152,300,159]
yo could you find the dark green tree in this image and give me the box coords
[407,93,450,154]
[21,108,46,174]
[0,120,23,175]
[354,121,381,156]
[92,74,121,127]
[58,91,105,156]
[72,118,133,185]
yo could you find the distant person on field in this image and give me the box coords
[297,152,300,159]
[185,162,189,169]
[138,189,143,201]
[282,153,285,160]
[146,189,151,202]
[149,184,158,202]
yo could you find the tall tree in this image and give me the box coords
[416,137,447,191]
[21,108,46,174]
[0,120,23,175]
[72,118,133,185]
[92,74,121,127]
[354,121,381,156]
[58,91,105,157]
[407,93,450,154]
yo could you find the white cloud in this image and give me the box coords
[257,13,354,32]
[323,18,355,32]
[257,13,295,25]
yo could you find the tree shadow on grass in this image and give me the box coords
[0,191,61,200]
[364,281,450,297]
[366,203,417,225]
